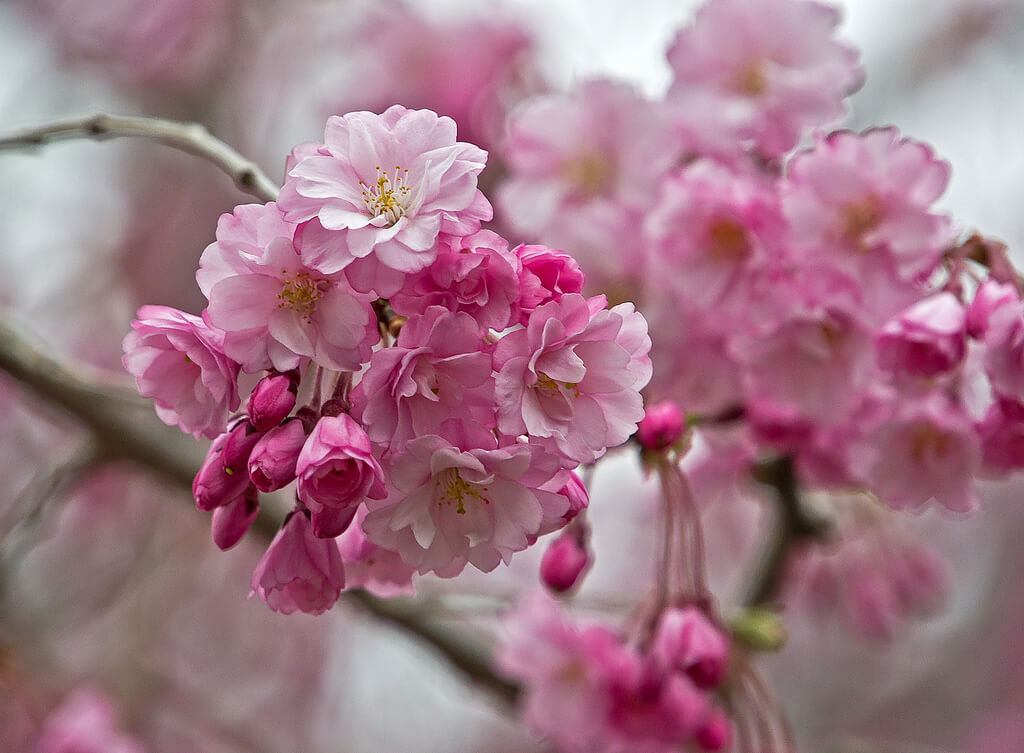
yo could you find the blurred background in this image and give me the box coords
[0,1,1023,751]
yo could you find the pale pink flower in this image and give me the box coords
[122,304,239,439]
[513,243,586,325]
[250,510,346,615]
[200,203,378,374]
[389,229,521,331]
[350,307,496,452]
[876,292,967,378]
[643,160,785,315]
[38,687,145,753]
[295,414,387,539]
[782,128,953,285]
[666,0,862,156]
[336,506,416,598]
[857,395,980,512]
[279,106,490,276]
[362,436,569,576]
[494,294,652,465]
[31,0,237,93]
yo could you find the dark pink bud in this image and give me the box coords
[248,374,297,430]
[540,532,590,593]
[876,293,966,378]
[193,432,249,511]
[248,420,307,492]
[211,487,260,550]
[558,472,589,524]
[652,606,730,689]
[636,400,686,451]
[222,420,265,471]
[967,278,1018,339]
[695,708,732,752]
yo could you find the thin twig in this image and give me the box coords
[0,312,520,703]
[0,113,279,203]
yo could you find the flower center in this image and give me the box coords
[278,271,330,319]
[733,60,768,97]
[434,467,489,515]
[536,371,581,398]
[841,199,883,249]
[360,165,412,226]
[706,217,751,259]
[563,152,613,197]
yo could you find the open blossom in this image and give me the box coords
[122,304,239,439]
[296,414,387,539]
[251,510,346,615]
[336,506,416,598]
[495,294,652,465]
[362,435,570,576]
[782,128,953,288]
[351,306,496,451]
[513,243,586,324]
[279,105,490,277]
[200,202,378,373]
[389,229,521,331]
[666,0,862,156]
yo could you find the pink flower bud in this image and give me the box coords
[296,414,388,538]
[695,708,732,752]
[247,420,307,492]
[540,531,590,593]
[876,293,966,378]
[211,487,259,550]
[652,606,730,689]
[636,400,686,451]
[193,432,249,511]
[222,420,265,471]
[250,510,346,615]
[247,373,297,430]
[967,278,1019,339]
[558,471,590,524]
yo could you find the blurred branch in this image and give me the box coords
[745,456,831,608]
[0,113,279,203]
[0,313,521,703]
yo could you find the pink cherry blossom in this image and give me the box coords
[666,0,862,156]
[279,105,490,276]
[200,203,378,374]
[248,419,307,493]
[211,487,260,551]
[636,400,687,452]
[782,128,953,286]
[967,278,1019,339]
[389,229,521,331]
[250,510,346,615]
[876,292,967,378]
[192,429,251,511]
[336,506,416,598]
[494,294,652,465]
[246,372,297,431]
[984,301,1024,403]
[350,306,495,452]
[296,414,388,539]
[540,529,590,593]
[37,686,145,753]
[122,304,240,439]
[651,606,730,689]
[513,243,586,325]
[362,436,570,576]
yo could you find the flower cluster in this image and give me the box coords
[499,595,732,753]
[123,105,651,614]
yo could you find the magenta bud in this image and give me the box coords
[652,606,730,690]
[695,708,732,752]
[193,432,249,511]
[248,374,297,430]
[310,504,359,539]
[222,420,265,471]
[540,532,590,593]
[248,420,307,492]
[636,400,686,451]
[211,487,260,550]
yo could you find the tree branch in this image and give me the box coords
[745,456,831,608]
[0,113,279,203]
[0,312,521,703]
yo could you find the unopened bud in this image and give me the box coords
[653,606,730,689]
[695,708,732,752]
[540,532,590,593]
[248,374,298,430]
[222,420,264,471]
[211,487,260,550]
[559,472,589,523]
[248,420,307,492]
[193,432,249,511]
[635,400,686,452]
